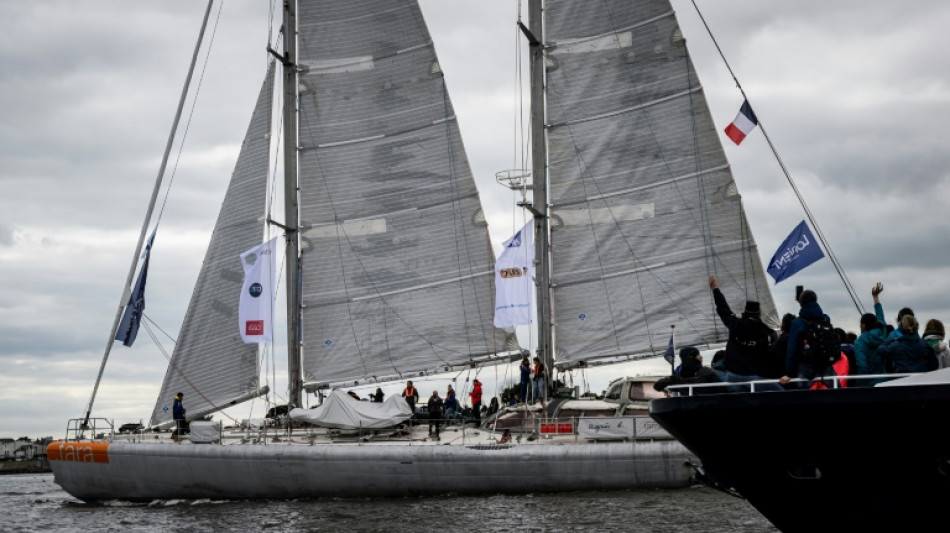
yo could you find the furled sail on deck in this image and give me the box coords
[295,1,510,385]
[543,1,778,365]
[150,63,275,426]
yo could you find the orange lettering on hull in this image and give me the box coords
[47,441,110,463]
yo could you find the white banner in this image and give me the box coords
[494,222,534,327]
[578,417,636,439]
[239,237,278,343]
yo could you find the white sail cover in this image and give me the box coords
[543,1,778,365]
[289,389,412,429]
[150,63,275,426]
[295,1,510,384]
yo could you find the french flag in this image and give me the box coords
[724,100,758,145]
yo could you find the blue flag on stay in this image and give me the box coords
[663,333,675,364]
[766,220,825,284]
[116,231,155,347]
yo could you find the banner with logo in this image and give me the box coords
[493,222,534,327]
[239,237,278,343]
[766,220,825,283]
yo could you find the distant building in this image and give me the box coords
[0,439,14,460]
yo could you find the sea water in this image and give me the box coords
[1,473,778,532]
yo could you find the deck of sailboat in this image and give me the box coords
[50,409,694,502]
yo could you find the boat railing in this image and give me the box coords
[665,372,916,397]
[62,418,115,441]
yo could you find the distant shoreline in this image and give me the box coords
[0,459,51,475]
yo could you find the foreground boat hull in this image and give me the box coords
[50,439,692,502]
[650,384,950,532]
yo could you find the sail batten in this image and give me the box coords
[296,0,507,385]
[544,0,777,365]
[149,63,275,427]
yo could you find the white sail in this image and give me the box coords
[294,1,511,385]
[149,62,275,427]
[542,0,778,365]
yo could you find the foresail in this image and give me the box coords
[149,62,275,427]
[543,1,777,365]
[295,1,510,385]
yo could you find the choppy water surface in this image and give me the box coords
[1,473,777,532]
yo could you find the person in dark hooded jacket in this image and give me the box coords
[708,275,780,391]
[654,346,722,394]
[780,289,837,388]
[877,315,938,373]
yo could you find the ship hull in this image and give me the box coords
[650,383,950,532]
[49,439,692,502]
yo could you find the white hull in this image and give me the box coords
[50,437,692,501]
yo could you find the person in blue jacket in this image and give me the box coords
[519,357,531,404]
[853,283,889,386]
[878,314,938,374]
[171,392,187,442]
[779,289,836,389]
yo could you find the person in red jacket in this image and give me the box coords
[469,379,483,425]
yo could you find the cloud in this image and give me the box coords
[2,0,949,439]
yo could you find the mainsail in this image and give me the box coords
[542,0,778,365]
[150,63,275,426]
[294,1,511,385]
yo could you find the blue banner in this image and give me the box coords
[116,231,155,347]
[767,220,824,284]
[663,333,675,364]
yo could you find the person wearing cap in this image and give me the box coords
[171,392,187,442]
[877,314,937,373]
[922,319,949,368]
[852,282,889,386]
[708,275,780,391]
[653,346,722,394]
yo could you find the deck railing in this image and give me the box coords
[664,372,915,396]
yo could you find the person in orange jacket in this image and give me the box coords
[469,379,483,425]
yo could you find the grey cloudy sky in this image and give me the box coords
[1,0,948,439]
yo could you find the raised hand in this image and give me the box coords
[708,275,718,290]
[871,282,883,303]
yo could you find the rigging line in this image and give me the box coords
[546,85,713,346]
[588,2,712,240]
[141,313,177,344]
[546,84,625,353]
[81,1,217,429]
[295,89,454,372]
[542,7,718,345]
[437,80,492,357]
[141,321,238,426]
[687,0,864,316]
[157,1,224,226]
[292,72,372,376]
[685,46,721,342]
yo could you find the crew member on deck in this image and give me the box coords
[171,392,187,442]
[469,379,483,425]
[402,381,419,415]
[427,390,444,439]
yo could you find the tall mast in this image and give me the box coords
[527,0,553,388]
[81,0,215,429]
[281,0,302,407]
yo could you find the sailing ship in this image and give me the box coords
[49,0,777,502]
